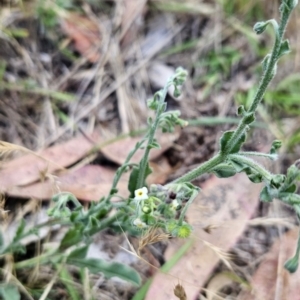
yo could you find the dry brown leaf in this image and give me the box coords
[61,12,101,62]
[0,130,176,200]
[100,131,180,165]
[6,165,128,201]
[120,0,147,46]
[146,173,262,300]
[237,227,300,300]
[0,132,101,189]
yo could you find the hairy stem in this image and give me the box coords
[224,7,292,156]
[136,88,169,188]
[178,189,198,225]
[229,154,273,181]
[172,5,294,184]
[172,154,224,183]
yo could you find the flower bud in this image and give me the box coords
[285,255,299,273]
[142,205,152,214]
[177,224,192,238]
[237,105,245,116]
[174,67,188,85]
[253,21,269,34]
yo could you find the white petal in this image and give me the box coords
[134,187,149,201]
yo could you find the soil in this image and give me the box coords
[0,1,300,299]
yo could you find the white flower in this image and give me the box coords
[170,200,179,210]
[134,187,148,201]
[133,218,147,229]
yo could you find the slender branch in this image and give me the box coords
[229,154,273,181]
[172,153,224,183]
[238,151,278,160]
[223,7,292,156]
[136,86,169,188]
[171,5,294,184]
[178,189,198,225]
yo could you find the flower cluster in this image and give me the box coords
[130,183,199,239]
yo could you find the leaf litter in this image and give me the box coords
[0,0,300,299]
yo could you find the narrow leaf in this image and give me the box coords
[220,131,234,153]
[282,183,297,193]
[247,172,263,183]
[260,186,273,202]
[68,245,89,260]
[0,230,4,251]
[67,258,141,286]
[0,284,20,300]
[278,39,290,58]
[220,131,246,154]
[212,164,236,178]
[59,227,83,250]
[128,166,139,196]
[13,219,26,242]
[229,159,247,173]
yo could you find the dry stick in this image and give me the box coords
[68,14,112,125]
[119,0,148,41]
[110,39,135,132]
[44,25,184,146]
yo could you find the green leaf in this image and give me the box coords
[147,97,158,110]
[270,139,282,154]
[220,131,246,154]
[59,227,83,250]
[0,230,4,251]
[147,141,161,149]
[88,216,101,229]
[0,284,20,300]
[229,159,247,173]
[212,164,236,178]
[0,60,7,81]
[282,183,297,193]
[110,188,118,195]
[128,166,139,196]
[285,255,299,273]
[129,163,152,197]
[243,113,255,125]
[279,193,300,205]
[260,186,273,202]
[293,204,300,217]
[247,172,263,183]
[278,39,290,58]
[220,131,234,152]
[145,162,153,179]
[66,258,141,286]
[70,210,82,222]
[237,105,245,116]
[13,219,26,242]
[147,116,153,125]
[94,206,110,220]
[287,164,300,184]
[59,268,81,300]
[270,174,286,188]
[68,245,89,260]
